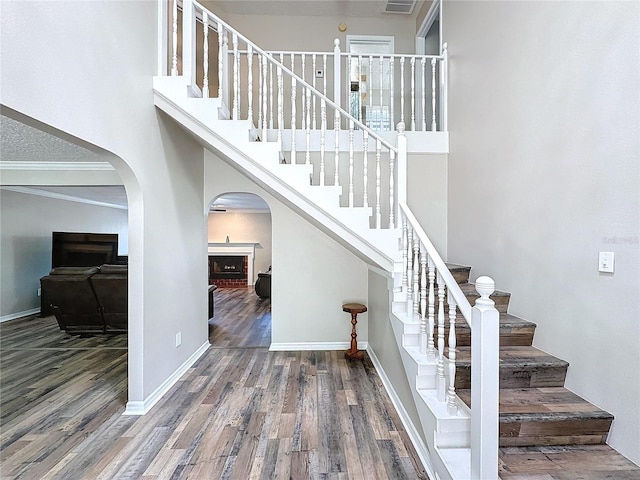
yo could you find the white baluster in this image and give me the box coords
[431,58,437,131]
[363,130,369,208]
[400,56,405,124]
[261,56,267,140]
[349,54,354,116]
[217,23,223,98]
[419,244,427,354]
[202,12,209,98]
[291,74,297,164]
[258,55,263,133]
[421,57,426,131]
[401,215,408,298]
[305,88,311,165]
[437,271,446,401]
[406,227,414,314]
[375,139,381,228]
[447,294,458,415]
[410,57,416,131]
[320,99,326,186]
[390,57,394,130]
[427,257,436,360]
[413,239,419,316]
[334,110,340,186]
[348,119,354,207]
[379,55,384,129]
[232,32,239,120]
[247,45,253,123]
[389,150,395,229]
[358,55,363,123]
[277,60,283,147]
[323,54,328,98]
[301,54,306,133]
[269,62,274,130]
[171,0,178,76]
[312,54,317,129]
[368,55,374,129]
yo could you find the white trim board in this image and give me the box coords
[1,186,127,211]
[0,308,41,323]
[366,345,437,480]
[124,341,210,415]
[0,161,116,171]
[269,341,368,351]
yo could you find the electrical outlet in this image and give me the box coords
[315,69,324,78]
[175,332,182,347]
[37,287,41,297]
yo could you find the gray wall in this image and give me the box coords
[444,1,640,463]
[1,0,208,405]
[0,189,128,320]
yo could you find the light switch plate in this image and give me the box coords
[598,252,614,273]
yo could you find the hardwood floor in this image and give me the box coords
[0,288,427,479]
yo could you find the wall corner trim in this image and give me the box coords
[366,346,437,479]
[124,341,210,416]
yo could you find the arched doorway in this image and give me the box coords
[206,192,272,348]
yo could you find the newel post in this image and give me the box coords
[470,276,499,480]
[182,0,196,92]
[333,39,342,114]
[396,122,407,220]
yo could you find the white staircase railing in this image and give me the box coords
[266,43,448,133]
[173,0,407,229]
[399,203,499,479]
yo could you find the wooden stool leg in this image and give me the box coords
[345,311,363,360]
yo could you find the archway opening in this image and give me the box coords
[206,192,272,348]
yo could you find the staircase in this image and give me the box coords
[447,265,614,451]
[156,2,630,479]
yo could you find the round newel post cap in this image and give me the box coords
[396,121,405,133]
[475,276,495,299]
[334,38,340,47]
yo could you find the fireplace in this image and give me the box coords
[207,243,260,286]
[209,256,245,278]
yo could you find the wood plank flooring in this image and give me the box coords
[0,288,427,479]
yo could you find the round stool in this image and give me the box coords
[342,303,367,360]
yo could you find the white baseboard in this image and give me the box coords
[367,346,436,480]
[269,341,368,351]
[124,341,210,416]
[0,308,41,323]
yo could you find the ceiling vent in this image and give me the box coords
[384,0,417,14]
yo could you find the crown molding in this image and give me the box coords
[1,186,127,210]
[0,161,115,171]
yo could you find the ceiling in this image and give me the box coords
[205,0,422,18]
[1,115,268,213]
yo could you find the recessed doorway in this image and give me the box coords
[207,192,272,348]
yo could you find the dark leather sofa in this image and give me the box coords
[40,264,128,334]
[254,267,271,298]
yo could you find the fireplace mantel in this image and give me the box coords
[207,243,261,285]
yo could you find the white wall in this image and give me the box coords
[204,150,369,347]
[367,269,424,442]
[0,189,128,320]
[208,211,272,280]
[1,1,208,406]
[444,1,640,463]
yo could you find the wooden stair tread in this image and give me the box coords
[455,345,569,368]
[445,263,471,284]
[498,444,640,478]
[458,387,613,418]
[458,387,613,447]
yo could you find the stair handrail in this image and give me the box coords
[399,202,499,479]
[400,202,471,321]
[188,0,397,157]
